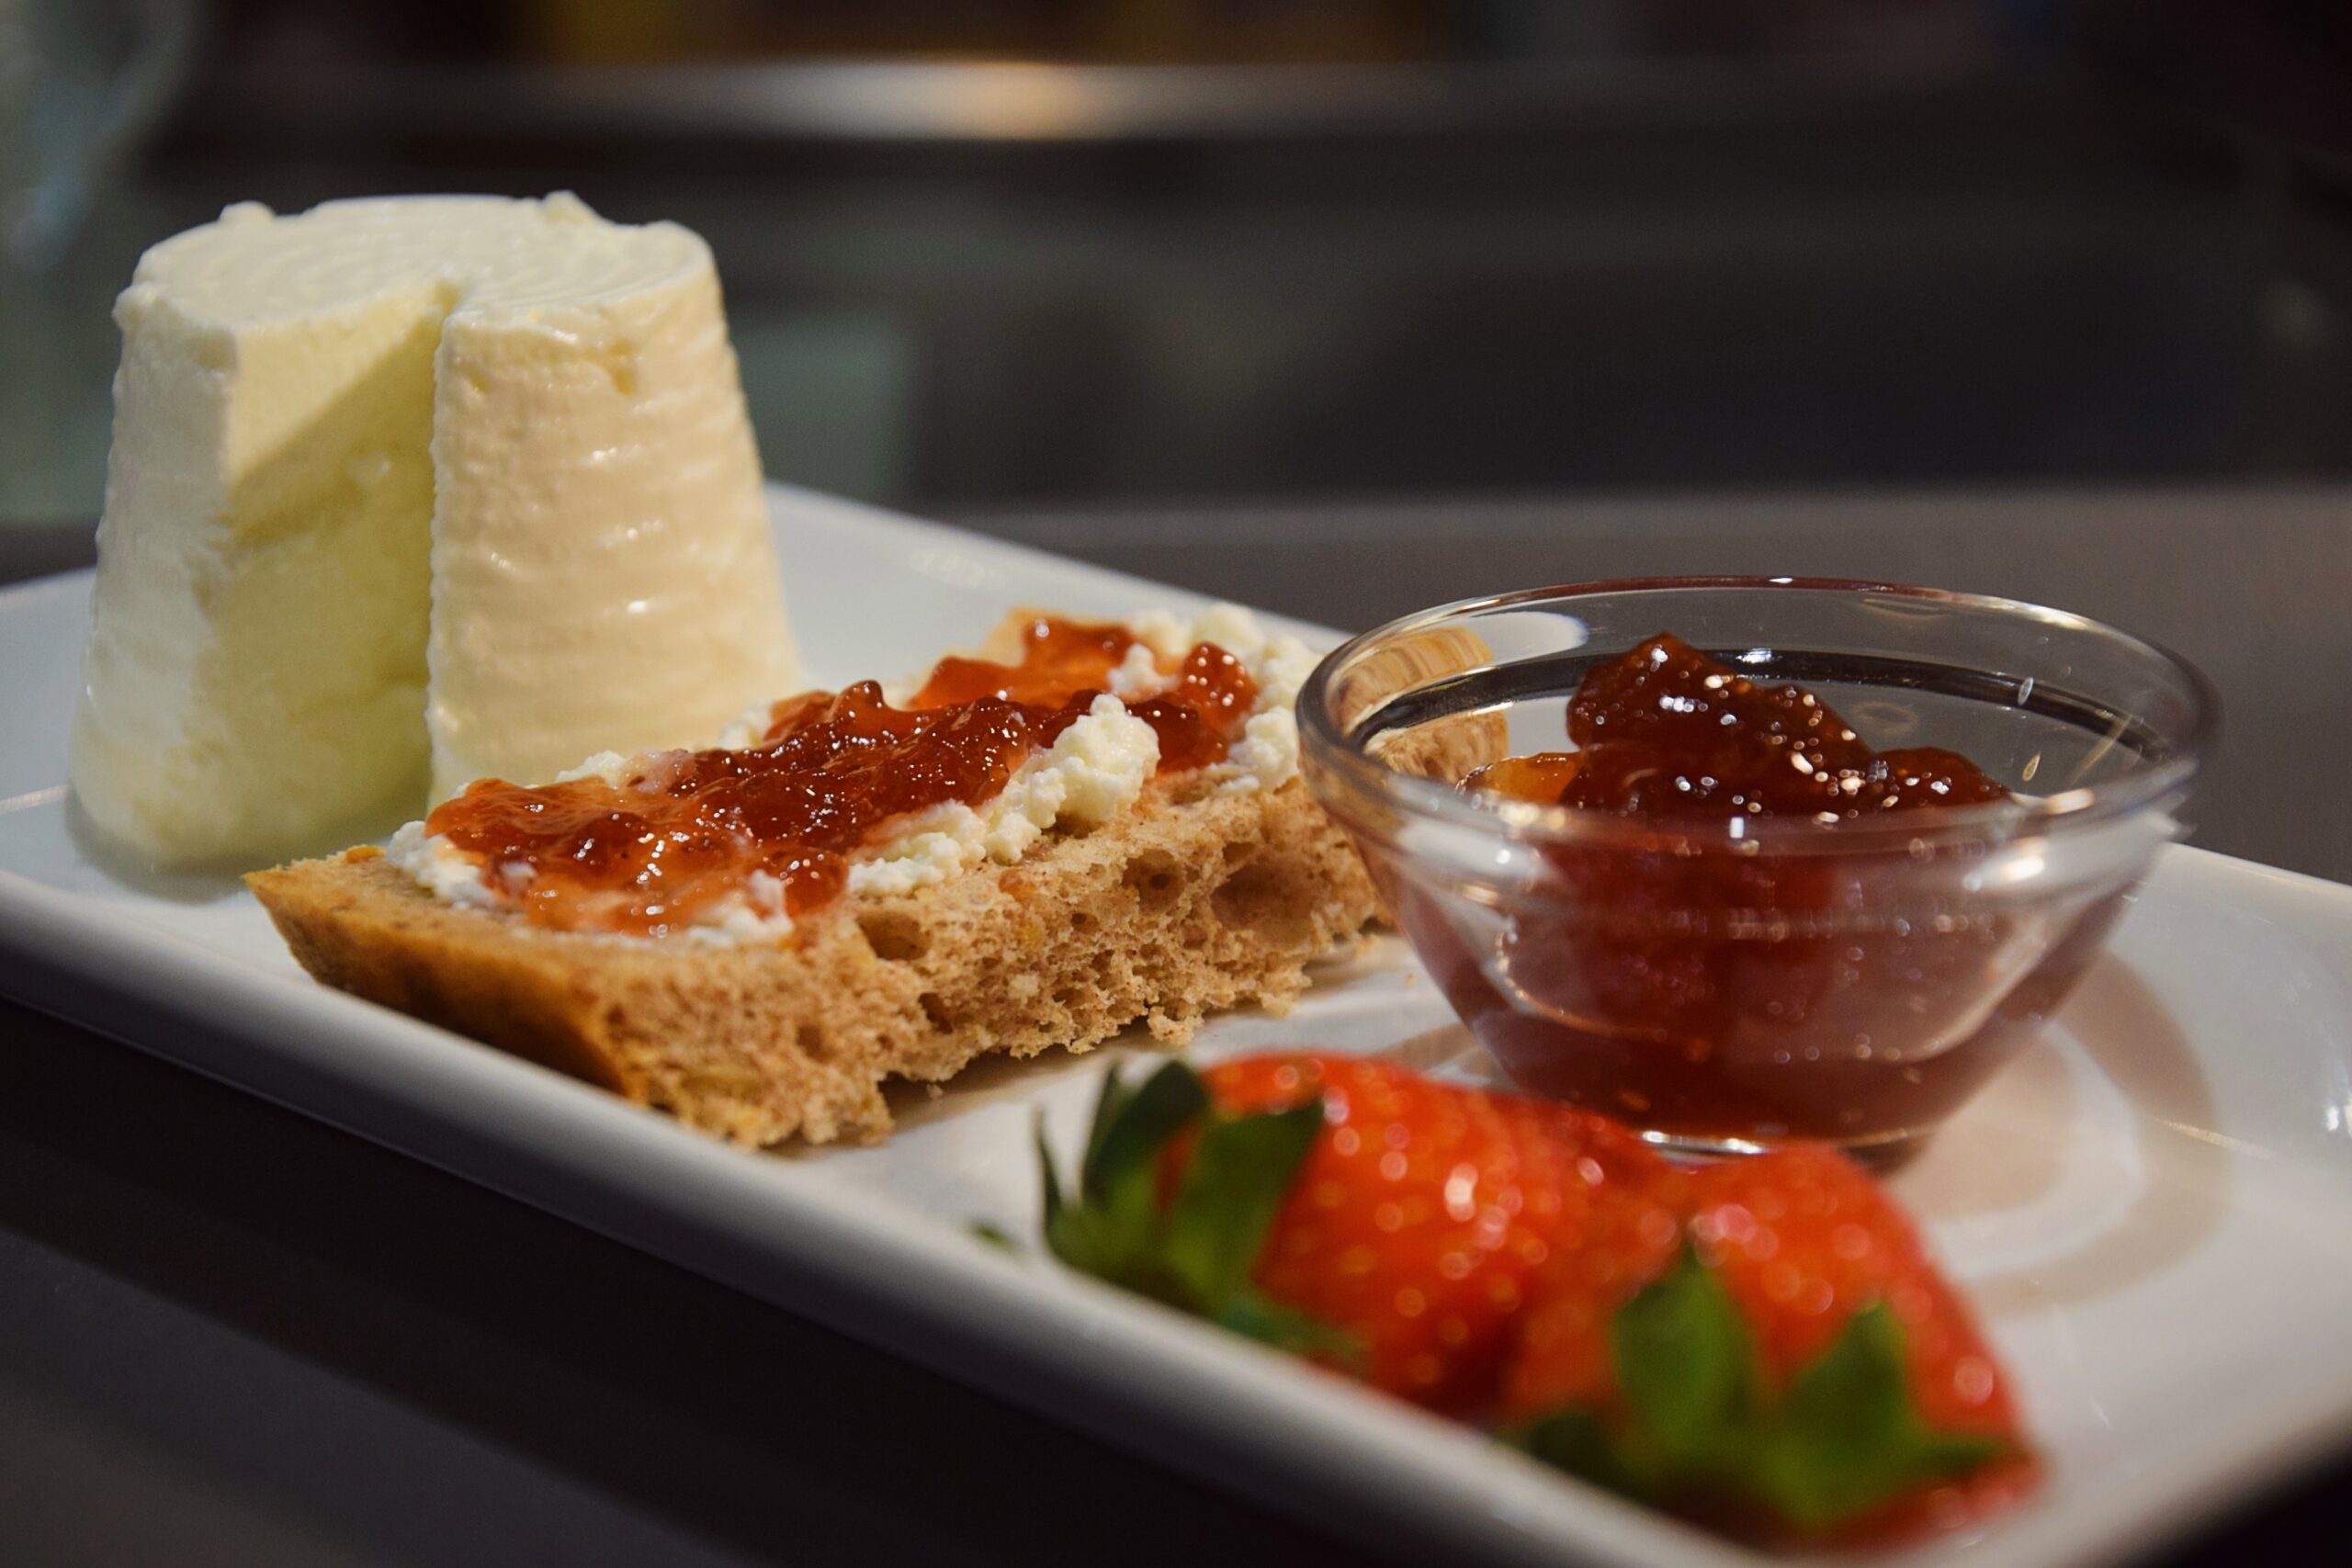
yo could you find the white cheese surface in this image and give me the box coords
[69,194,796,867]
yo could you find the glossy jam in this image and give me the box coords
[426,616,1258,937]
[1413,634,2107,1156]
[1464,633,2010,820]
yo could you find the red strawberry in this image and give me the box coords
[1192,1055,1681,1415]
[1026,1060,2034,1543]
[1503,1144,2036,1540]
[1496,1176,1689,1426]
[1687,1146,2037,1541]
[1035,1052,1678,1416]
[1687,1146,2022,1441]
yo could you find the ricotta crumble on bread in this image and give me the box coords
[385,604,1317,944]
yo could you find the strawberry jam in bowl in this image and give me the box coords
[1299,580,2217,1159]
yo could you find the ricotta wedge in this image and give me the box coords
[70,194,797,867]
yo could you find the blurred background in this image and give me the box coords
[16,17,2352,1568]
[7,0,2352,525]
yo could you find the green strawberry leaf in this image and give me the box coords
[1079,1063,1139,1202]
[1034,1108,1064,1230]
[1216,1287,1364,1367]
[1513,1408,1653,1500]
[1161,1101,1327,1310]
[1510,1246,1754,1502]
[1043,1062,1217,1292]
[1518,1259,2009,1536]
[1086,1060,1209,1219]
[1041,1107,1148,1285]
[1092,1063,1211,1280]
[1750,1302,2005,1531]
[1611,1246,1756,1472]
[1031,1060,1359,1385]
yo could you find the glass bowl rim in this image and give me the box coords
[1296,575,2222,854]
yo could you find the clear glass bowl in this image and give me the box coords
[1298,579,2219,1159]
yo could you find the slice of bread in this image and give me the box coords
[248,684,1379,1147]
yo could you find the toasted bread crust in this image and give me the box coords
[249,777,1377,1145]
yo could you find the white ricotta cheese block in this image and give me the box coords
[69,194,797,866]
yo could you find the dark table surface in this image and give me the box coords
[4,490,2346,1566]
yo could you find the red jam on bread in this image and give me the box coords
[426,615,1258,936]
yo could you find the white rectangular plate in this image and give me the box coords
[5,487,2350,1567]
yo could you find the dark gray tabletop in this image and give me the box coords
[2,490,2346,1566]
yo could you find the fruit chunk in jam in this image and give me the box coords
[425,616,1258,937]
[1464,633,2009,819]
[1410,635,2116,1155]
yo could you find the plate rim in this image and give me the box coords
[4,486,2351,1568]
